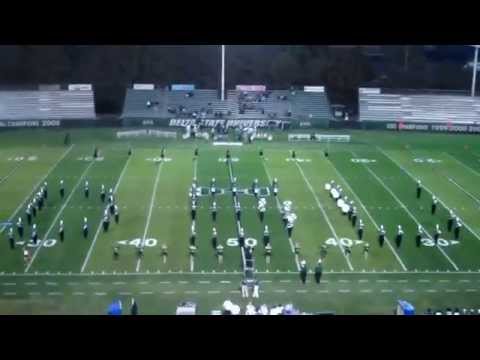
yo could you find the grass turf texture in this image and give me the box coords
[0,127,480,314]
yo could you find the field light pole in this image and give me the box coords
[221,45,225,101]
[471,45,479,97]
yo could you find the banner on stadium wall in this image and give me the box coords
[168,118,285,129]
[171,84,195,91]
[133,84,155,90]
[235,85,267,92]
[363,121,480,133]
[0,120,61,128]
[359,88,381,94]
[303,86,325,93]
[68,84,92,91]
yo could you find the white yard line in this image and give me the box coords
[135,161,164,272]
[378,147,480,244]
[227,160,248,273]
[294,160,354,271]
[80,156,132,272]
[445,152,480,178]
[0,160,24,186]
[0,145,74,234]
[329,159,408,271]
[25,159,95,273]
[261,159,301,270]
[356,151,459,271]
[448,177,480,205]
[190,255,195,272]
[193,157,198,179]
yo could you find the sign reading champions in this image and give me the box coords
[0,120,61,128]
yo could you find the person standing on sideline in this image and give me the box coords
[314,259,323,284]
[299,260,307,284]
[130,298,138,315]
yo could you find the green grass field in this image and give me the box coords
[1,127,480,314]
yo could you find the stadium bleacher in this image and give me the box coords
[122,87,333,122]
[0,90,96,120]
[359,88,480,124]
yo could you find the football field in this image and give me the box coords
[1,128,480,314]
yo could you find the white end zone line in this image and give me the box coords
[80,156,132,272]
[0,145,74,234]
[355,151,459,271]
[293,160,354,271]
[329,156,408,271]
[378,147,480,244]
[448,177,480,205]
[26,157,94,273]
[260,159,300,270]
[136,161,164,272]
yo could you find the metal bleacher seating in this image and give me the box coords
[122,89,225,119]
[0,90,95,120]
[359,88,480,124]
[227,89,332,120]
[122,87,333,122]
